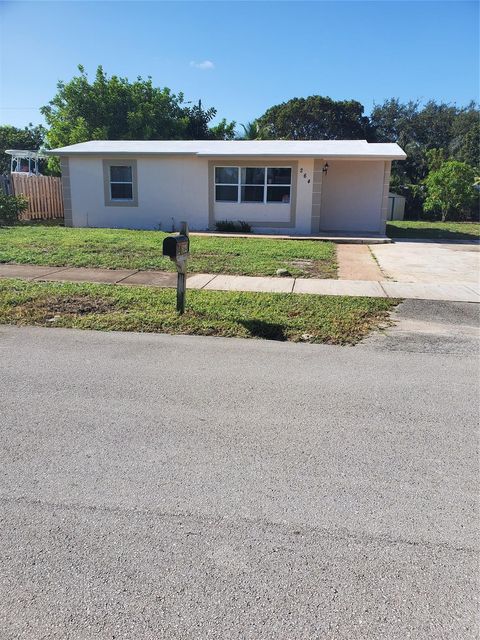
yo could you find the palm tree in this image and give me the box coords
[238,121,261,140]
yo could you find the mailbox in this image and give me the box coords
[163,223,190,315]
[162,235,189,259]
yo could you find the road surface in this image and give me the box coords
[1,301,478,639]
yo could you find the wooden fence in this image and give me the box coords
[10,174,64,220]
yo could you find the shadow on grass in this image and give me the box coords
[239,319,286,341]
[387,224,479,242]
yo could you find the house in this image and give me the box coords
[47,140,406,235]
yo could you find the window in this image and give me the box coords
[241,167,265,202]
[103,160,138,207]
[110,165,133,200]
[214,166,291,204]
[215,166,238,202]
[267,168,291,203]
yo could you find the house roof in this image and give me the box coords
[47,140,406,160]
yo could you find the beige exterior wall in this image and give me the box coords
[60,158,72,227]
[66,154,391,235]
[68,156,209,230]
[319,160,387,233]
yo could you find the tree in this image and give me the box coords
[0,124,46,174]
[41,65,235,151]
[370,99,479,216]
[238,121,263,140]
[424,161,477,221]
[41,65,187,149]
[207,118,236,140]
[256,96,372,140]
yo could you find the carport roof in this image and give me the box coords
[47,139,406,159]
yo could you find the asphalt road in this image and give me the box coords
[0,301,479,639]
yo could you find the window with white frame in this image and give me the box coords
[215,166,292,204]
[109,165,134,200]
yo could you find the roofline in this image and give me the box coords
[45,150,406,160]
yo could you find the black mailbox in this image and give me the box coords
[163,235,189,259]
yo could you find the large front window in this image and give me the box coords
[215,166,291,203]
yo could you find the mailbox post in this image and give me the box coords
[162,221,190,314]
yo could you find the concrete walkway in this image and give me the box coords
[337,244,385,281]
[1,263,479,302]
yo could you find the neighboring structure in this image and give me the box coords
[5,149,48,176]
[47,140,406,235]
[387,192,406,221]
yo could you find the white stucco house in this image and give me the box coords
[48,140,406,236]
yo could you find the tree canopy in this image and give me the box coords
[256,96,372,140]
[370,98,479,215]
[41,65,235,151]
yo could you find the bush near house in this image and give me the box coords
[215,220,252,233]
[0,193,28,225]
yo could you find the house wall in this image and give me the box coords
[68,156,209,230]
[319,160,387,233]
[66,155,391,235]
[67,155,316,234]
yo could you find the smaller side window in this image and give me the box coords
[103,160,138,207]
[110,165,133,200]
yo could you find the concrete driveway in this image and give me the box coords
[0,307,478,639]
[370,240,480,283]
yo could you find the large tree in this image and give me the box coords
[256,96,372,140]
[370,99,479,215]
[41,65,235,152]
[0,124,46,174]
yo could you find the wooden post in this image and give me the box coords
[176,221,189,315]
[177,272,186,314]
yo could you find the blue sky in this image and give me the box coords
[0,1,478,132]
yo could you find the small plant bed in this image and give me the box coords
[0,279,398,345]
[387,221,480,241]
[0,225,337,278]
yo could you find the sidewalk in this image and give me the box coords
[0,263,478,303]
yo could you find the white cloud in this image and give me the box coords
[190,60,215,70]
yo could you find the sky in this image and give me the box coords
[0,0,478,132]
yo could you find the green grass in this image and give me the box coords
[0,279,398,345]
[387,221,480,241]
[0,225,337,278]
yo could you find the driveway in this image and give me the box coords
[0,309,478,639]
[370,240,480,283]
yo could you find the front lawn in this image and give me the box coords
[0,225,337,278]
[0,279,397,345]
[387,221,480,241]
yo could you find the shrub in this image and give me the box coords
[215,220,237,232]
[0,193,28,225]
[424,161,477,222]
[238,220,252,233]
[215,220,252,233]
